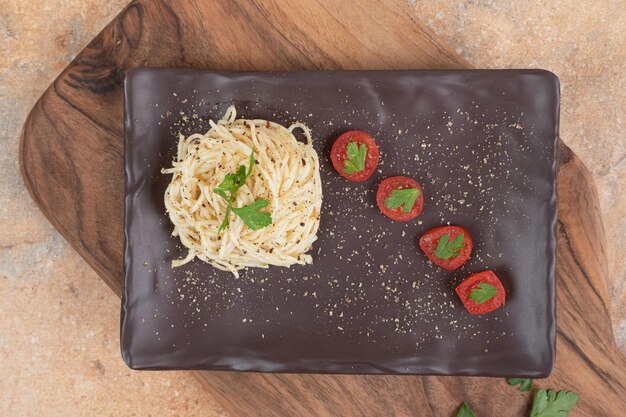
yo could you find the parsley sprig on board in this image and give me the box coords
[384,188,420,213]
[343,141,367,174]
[214,149,272,232]
[455,402,477,417]
[530,389,579,417]
[435,233,465,259]
[508,378,533,392]
[455,385,579,417]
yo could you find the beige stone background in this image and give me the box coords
[0,0,623,415]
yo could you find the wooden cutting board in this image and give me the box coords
[19,1,626,416]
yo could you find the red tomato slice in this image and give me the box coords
[330,130,379,181]
[376,176,424,221]
[419,225,473,270]
[455,270,505,315]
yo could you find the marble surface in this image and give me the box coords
[0,0,623,415]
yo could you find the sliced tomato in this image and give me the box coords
[419,225,473,270]
[330,130,379,181]
[376,176,424,222]
[455,270,505,315]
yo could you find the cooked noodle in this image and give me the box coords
[162,106,322,276]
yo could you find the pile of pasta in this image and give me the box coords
[163,106,322,276]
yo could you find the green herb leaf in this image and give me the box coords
[214,173,238,198]
[508,378,533,392]
[246,150,256,177]
[218,204,232,233]
[530,389,579,417]
[435,233,465,259]
[455,402,477,417]
[384,188,420,213]
[213,149,262,232]
[232,199,273,231]
[214,151,255,197]
[236,165,247,184]
[469,282,498,304]
[343,141,367,174]
[214,188,229,201]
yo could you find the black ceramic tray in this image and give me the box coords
[122,69,559,376]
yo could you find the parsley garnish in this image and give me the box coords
[231,199,272,230]
[455,402,477,417]
[214,149,272,232]
[469,282,497,304]
[508,378,533,392]
[530,389,579,417]
[343,141,367,174]
[435,233,465,259]
[384,188,420,213]
[457,387,579,417]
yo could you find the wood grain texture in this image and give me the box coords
[19,0,625,416]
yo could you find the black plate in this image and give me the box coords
[122,68,559,376]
